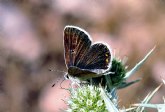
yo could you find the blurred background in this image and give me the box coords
[0,0,165,112]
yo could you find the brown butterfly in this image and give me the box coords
[63,26,112,82]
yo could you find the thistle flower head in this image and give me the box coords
[66,85,109,112]
[108,58,126,86]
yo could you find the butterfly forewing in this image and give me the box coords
[64,26,91,68]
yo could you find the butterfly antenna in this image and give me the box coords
[52,76,69,90]
[52,77,62,87]
[52,83,56,87]
[49,68,66,74]
[48,68,67,87]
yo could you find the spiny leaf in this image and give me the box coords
[125,46,155,79]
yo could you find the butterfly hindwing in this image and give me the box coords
[68,66,98,80]
[77,43,111,70]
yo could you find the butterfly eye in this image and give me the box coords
[64,74,69,79]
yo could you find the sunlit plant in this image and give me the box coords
[65,47,165,112]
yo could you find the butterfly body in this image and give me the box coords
[63,25,112,81]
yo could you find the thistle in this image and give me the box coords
[65,47,165,112]
[66,85,109,112]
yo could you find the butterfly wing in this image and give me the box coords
[68,66,99,80]
[64,26,92,68]
[64,26,112,79]
[76,43,111,71]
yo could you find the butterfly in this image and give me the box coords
[63,25,112,82]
